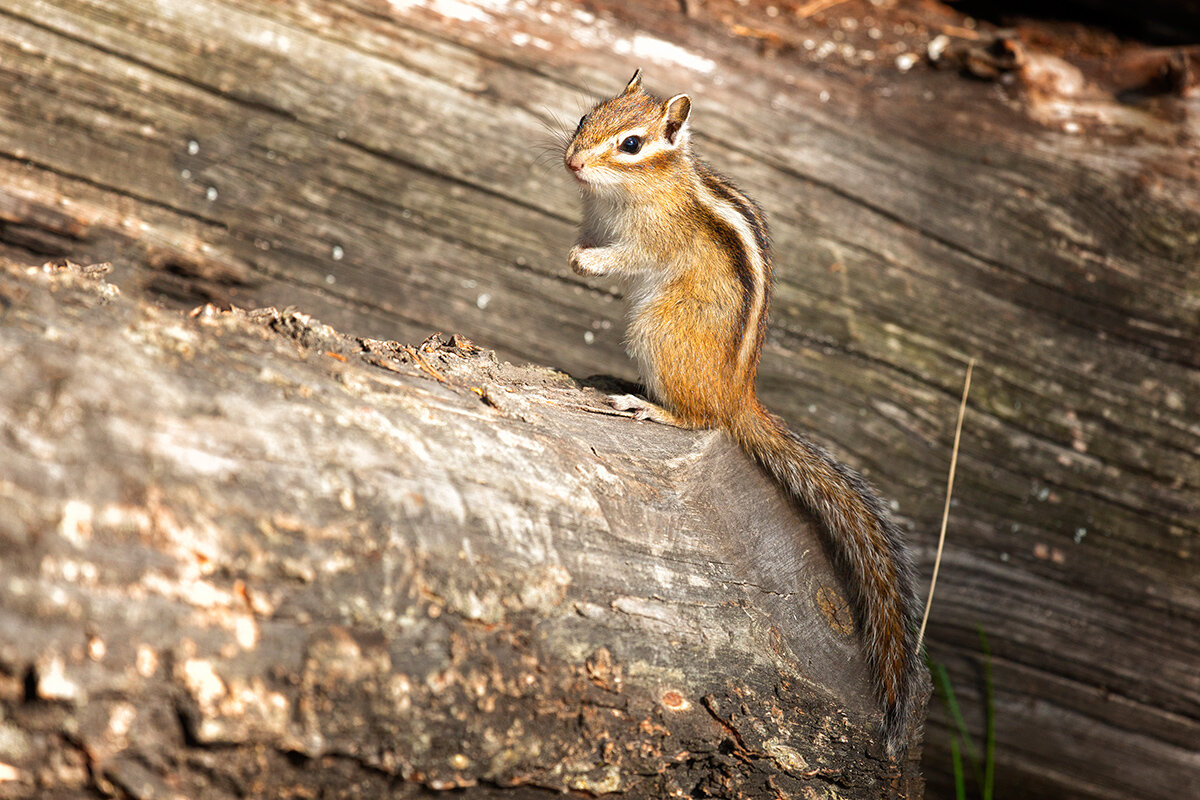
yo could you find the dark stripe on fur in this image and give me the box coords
[698,164,770,255]
[691,200,756,364]
[696,163,772,366]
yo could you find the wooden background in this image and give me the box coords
[0,0,1196,797]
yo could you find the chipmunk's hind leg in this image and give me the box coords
[609,394,693,427]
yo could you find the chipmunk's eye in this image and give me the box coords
[575,115,587,133]
[618,135,643,154]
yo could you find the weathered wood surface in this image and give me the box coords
[0,259,925,797]
[0,1,1196,798]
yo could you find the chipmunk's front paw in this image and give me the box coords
[609,394,679,425]
[569,245,606,277]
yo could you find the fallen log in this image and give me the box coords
[0,259,926,797]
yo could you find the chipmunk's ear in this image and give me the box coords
[623,68,643,94]
[664,93,691,145]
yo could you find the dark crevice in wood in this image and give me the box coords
[0,152,230,235]
[951,0,1200,45]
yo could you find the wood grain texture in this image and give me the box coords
[0,1,1196,798]
[0,259,924,797]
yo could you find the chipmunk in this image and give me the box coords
[563,69,921,756]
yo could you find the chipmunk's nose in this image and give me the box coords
[566,154,584,172]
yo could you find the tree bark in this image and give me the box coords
[0,259,924,797]
[0,1,1196,799]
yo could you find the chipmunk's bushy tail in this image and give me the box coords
[732,402,922,756]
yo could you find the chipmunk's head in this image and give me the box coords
[564,69,692,193]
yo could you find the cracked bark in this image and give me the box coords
[0,260,926,798]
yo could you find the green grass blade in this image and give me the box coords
[932,659,983,786]
[950,736,967,800]
[979,626,996,800]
